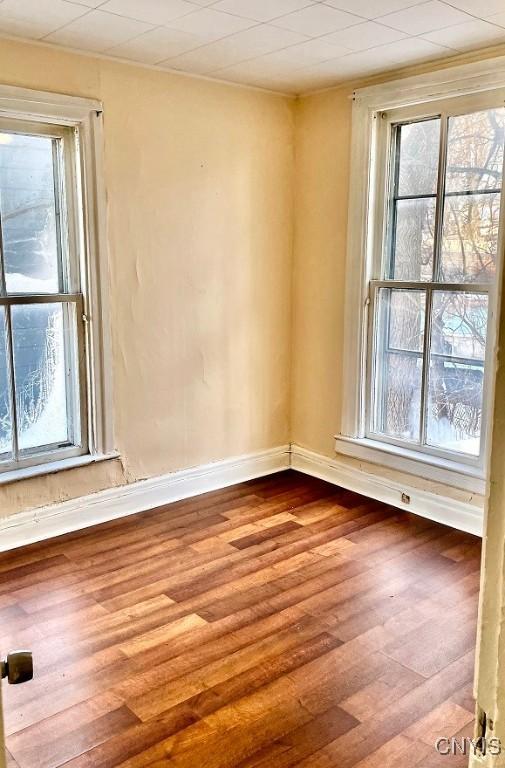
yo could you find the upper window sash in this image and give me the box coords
[371,89,505,284]
[0,117,82,299]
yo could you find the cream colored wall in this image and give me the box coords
[0,38,294,519]
[292,87,351,460]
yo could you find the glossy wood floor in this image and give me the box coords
[0,471,481,768]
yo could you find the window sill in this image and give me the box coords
[334,435,486,496]
[0,452,120,487]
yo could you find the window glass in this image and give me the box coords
[0,132,60,294]
[0,307,12,458]
[372,289,425,442]
[440,192,500,283]
[392,198,436,281]
[390,118,440,281]
[11,303,76,452]
[440,109,505,284]
[398,118,440,197]
[445,109,505,193]
[427,292,487,456]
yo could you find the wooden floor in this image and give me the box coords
[0,470,481,768]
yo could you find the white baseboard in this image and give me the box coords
[0,441,484,552]
[291,444,484,537]
[0,445,291,552]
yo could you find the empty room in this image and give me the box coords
[1,1,505,766]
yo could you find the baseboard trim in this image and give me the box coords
[291,444,484,537]
[0,441,485,551]
[0,445,291,552]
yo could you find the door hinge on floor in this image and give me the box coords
[474,707,500,758]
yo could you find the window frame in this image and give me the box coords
[0,118,88,471]
[367,95,503,471]
[339,60,505,494]
[0,85,114,483]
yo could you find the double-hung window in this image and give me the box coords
[0,121,86,471]
[0,87,112,480]
[341,74,505,490]
[370,99,504,462]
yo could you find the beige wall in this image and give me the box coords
[292,87,351,459]
[0,38,295,519]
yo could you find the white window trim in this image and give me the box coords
[0,84,115,483]
[339,56,505,495]
[335,435,486,496]
[0,451,119,486]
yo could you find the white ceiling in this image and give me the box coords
[1,0,505,94]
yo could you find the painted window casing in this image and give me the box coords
[0,86,114,484]
[339,61,505,495]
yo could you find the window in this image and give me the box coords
[368,104,505,465]
[340,65,505,491]
[0,87,113,480]
[0,121,86,472]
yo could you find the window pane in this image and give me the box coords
[397,118,440,197]
[440,192,500,282]
[0,133,60,294]
[11,303,78,452]
[431,291,488,361]
[0,308,12,459]
[427,292,487,456]
[372,289,425,442]
[427,361,483,456]
[388,290,426,352]
[374,353,423,442]
[392,197,436,280]
[446,108,505,193]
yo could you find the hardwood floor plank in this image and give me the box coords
[8,694,138,768]
[119,681,315,767]
[404,700,475,746]
[112,606,310,699]
[126,616,340,721]
[119,613,208,657]
[350,735,419,768]
[236,704,360,767]
[230,521,305,550]
[382,600,478,678]
[340,659,424,721]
